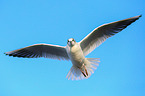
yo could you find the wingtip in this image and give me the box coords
[4,52,12,56]
[4,52,7,55]
[135,15,142,18]
[132,15,142,20]
[139,14,142,17]
[138,14,142,18]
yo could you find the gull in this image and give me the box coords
[5,15,141,80]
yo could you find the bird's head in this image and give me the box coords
[67,38,76,47]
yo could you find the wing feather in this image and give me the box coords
[5,44,69,60]
[79,15,141,56]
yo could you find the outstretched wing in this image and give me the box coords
[79,15,141,56]
[5,44,69,60]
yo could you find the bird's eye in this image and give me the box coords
[67,38,75,43]
[72,38,75,42]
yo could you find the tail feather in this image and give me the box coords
[66,58,100,80]
[66,65,84,80]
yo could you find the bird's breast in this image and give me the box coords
[66,43,85,67]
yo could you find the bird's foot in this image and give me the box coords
[79,64,88,77]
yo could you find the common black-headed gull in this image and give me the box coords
[5,15,141,80]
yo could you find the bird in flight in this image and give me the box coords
[5,15,141,80]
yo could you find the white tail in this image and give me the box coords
[66,58,100,80]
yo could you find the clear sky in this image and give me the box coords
[0,0,145,96]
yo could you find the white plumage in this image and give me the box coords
[5,15,141,80]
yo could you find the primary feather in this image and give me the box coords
[5,44,69,60]
[79,15,141,56]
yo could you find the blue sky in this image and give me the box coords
[0,0,145,96]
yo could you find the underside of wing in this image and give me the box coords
[79,15,141,56]
[5,44,69,60]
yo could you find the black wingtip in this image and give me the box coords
[4,52,13,57]
[136,15,142,19]
[139,14,142,17]
[134,15,142,19]
[132,15,142,21]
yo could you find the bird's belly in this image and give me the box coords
[70,52,84,67]
[67,44,85,68]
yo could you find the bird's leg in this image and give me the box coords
[79,64,88,77]
[79,67,86,77]
[84,65,88,76]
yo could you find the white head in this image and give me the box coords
[67,38,76,47]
